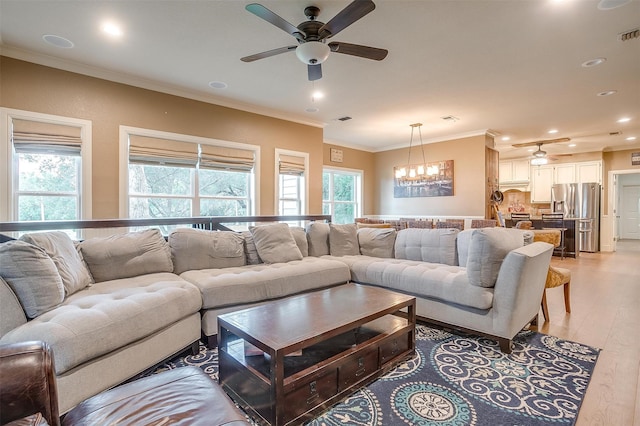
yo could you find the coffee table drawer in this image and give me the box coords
[338,347,378,392]
[379,332,410,365]
[284,369,338,422]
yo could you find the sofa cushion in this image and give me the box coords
[20,231,93,296]
[290,226,309,257]
[357,228,396,258]
[250,223,303,264]
[180,257,350,310]
[456,229,474,267]
[79,229,173,282]
[169,229,245,274]
[394,228,459,266]
[0,240,65,319]
[0,277,28,338]
[467,228,525,288]
[329,223,359,256]
[306,222,330,256]
[0,273,201,375]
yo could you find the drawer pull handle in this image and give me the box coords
[309,381,317,394]
[355,367,366,377]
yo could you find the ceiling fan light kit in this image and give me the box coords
[295,41,330,65]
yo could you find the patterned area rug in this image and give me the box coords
[156,325,599,425]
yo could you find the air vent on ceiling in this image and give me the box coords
[337,116,352,121]
[609,131,622,136]
[618,28,639,41]
[441,115,459,122]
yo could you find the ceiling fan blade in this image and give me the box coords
[318,0,376,40]
[511,137,571,148]
[308,64,322,81]
[328,42,388,60]
[245,3,305,41]
[241,46,297,62]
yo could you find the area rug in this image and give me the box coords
[155,325,599,425]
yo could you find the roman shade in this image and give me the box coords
[12,119,82,155]
[279,154,305,176]
[200,144,254,172]
[129,135,199,168]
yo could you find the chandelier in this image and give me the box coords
[395,123,439,182]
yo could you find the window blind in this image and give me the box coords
[129,135,199,168]
[279,154,305,176]
[200,144,255,172]
[12,119,83,155]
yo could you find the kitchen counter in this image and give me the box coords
[504,218,577,258]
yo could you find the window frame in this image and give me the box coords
[1,107,92,222]
[322,166,363,224]
[275,148,309,216]
[119,126,260,218]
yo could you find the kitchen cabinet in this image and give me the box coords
[499,159,530,183]
[554,163,575,184]
[576,161,601,184]
[530,165,554,203]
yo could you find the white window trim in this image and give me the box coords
[1,107,92,222]
[323,166,363,221]
[274,148,309,215]
[119,126,260,218]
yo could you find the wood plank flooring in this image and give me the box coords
[539,240,640,426]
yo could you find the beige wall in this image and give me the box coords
[1,57,336,218]
[602,149,640,215]
[372,135,488,217]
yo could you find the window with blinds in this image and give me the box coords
[276,150,307,216]
[126,132,256,220]
[10,117,86,222]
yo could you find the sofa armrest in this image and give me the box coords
[491,242,554,336]
[0,341,60,426]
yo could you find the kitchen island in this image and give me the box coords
[505,217,578,258]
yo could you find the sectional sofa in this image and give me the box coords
[0,221,553,413]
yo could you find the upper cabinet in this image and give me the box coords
[530,165,554,203]
[554,163,576,184]
[576,161,602,184]
[499,159,530,183]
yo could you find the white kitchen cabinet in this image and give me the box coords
[576,161,602,184]
[554,163,576,184]
[499,159,530,183]
[530,165,554,203]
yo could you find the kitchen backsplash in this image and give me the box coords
[498,190,551,216]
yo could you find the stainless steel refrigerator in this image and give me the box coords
[551,182,601,252]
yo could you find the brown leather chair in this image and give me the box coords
[0,341,249,426]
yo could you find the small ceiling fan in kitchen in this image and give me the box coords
[240,0,388,81]
[511,138,571,164]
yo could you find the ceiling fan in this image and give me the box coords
[240,0,388,81]
[512,138,572,164]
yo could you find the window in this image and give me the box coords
[323,168,362,224]
[276,150,308,216]
[120,127,258,220]
[1,108,92,223]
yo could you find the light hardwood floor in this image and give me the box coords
[538,239,640,426]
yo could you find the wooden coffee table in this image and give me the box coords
[217,283,416,426]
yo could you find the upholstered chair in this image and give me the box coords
[435,220,464,231]
[407,220,433,229]
[515,220,533,229]
[470,219,497,228]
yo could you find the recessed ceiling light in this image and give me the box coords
[626,136,637,141]
[208,81,227,89]
[311,91,324,101]
[42,34,74,48]
[305,107,319,113]
[501,136,510,141]
[568,143,577,147]
[101,22,123,37]
[581,58,606,68]
[597,90,617,96]
[548,129,559,134]
[617,117,631,123]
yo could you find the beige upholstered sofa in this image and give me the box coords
[0,222,552,414]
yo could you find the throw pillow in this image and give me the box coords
[169,228,246,274]
[466,228,525,288]
[0,240,65,319]
[241,231,262,265]
[79,229,173,282]
[357,227,396,258]
[395,228,459,265]
[329,223,359,256]
[306,222,330,256]
[290,226,309,257]
[250,223,302,264]
[20,231,93,296]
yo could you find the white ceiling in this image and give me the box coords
[1,0,639,159]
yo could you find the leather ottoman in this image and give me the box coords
[61,366,248,426]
